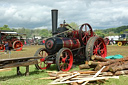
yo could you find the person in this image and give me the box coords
[8,39,12,52]
[4,41,9,54]
[110,38,114,45]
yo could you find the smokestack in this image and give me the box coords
[51,9,58,35]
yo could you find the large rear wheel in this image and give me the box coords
[56,48,73,71]
[86,36,107,61]
[34,48,51,70]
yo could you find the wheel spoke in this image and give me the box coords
[97,42,102,48]
[100,48,104,54]
[85,25,87,32]
[94,40,98,48]
[82,35,86,40]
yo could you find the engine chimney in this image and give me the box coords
[51,9,58,35]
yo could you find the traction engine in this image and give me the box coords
[0,31,24,52]
[34,9,107,71]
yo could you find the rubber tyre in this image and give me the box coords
[117,42,122,46]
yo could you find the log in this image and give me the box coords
[79,64,90,69]
[109,64,128,72]
[95,57,128,71]
[88,61,100,66]
[115,70,128,75]
[91,55,108,62]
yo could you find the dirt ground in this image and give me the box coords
[0,45,128,59]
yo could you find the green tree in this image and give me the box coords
[39,29,52,37]
[69,22,79,30]
[94,29,105,38]
[0,25,11,30]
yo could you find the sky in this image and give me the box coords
[0,0,128,30]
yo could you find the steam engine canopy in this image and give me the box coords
[45,37,81,53]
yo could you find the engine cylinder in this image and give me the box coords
[45,37,81,53]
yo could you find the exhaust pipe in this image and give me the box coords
[51,9,58,35]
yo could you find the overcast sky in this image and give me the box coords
[0,0,128,30]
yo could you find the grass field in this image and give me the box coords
[0,45,128,85]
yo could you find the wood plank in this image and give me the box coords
[81,66,106,85]
[0,59,38,69]
[39,77,57,80]
[60,73,80,82]
[50,76,119,84]
[0,68,11,72]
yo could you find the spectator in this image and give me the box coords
[8,39,12,51]
[4,41,9,54]
[110,38,114,45]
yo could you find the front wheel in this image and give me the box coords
[34,48,51,70]
[56,48,73,71]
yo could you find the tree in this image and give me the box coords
[69,22,79,30]
[0,25,11,30]
[94,29,105,38]
[39,29,52,37]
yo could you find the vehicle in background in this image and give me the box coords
[115,33,128,46]
[0,30,26,52]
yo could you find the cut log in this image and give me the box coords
[79,64,90,69]
[88,61,100,66]
[115,70,128,75]
[109,64,128,72]
[91,55,108,62]
[95,57,128,71]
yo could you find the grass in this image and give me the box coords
[0,45,128,85]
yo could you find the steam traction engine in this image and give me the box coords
[0,31,24,52]
[34,9,107,71]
